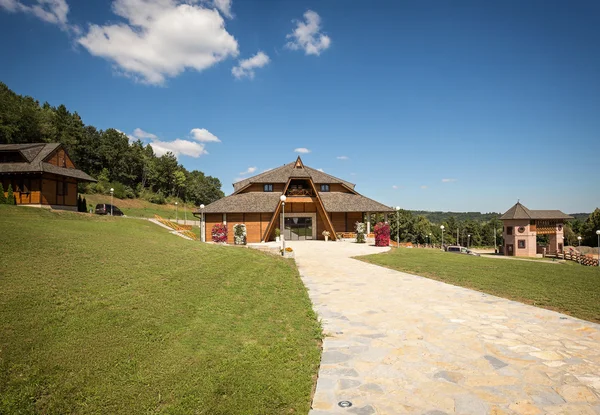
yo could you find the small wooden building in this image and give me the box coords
[194,156,394,243]
[500,202,573,257]
[0,143,96,211]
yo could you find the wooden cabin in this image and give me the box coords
[0,143,96,211]
[194,156,394,243]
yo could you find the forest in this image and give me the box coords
[0,82,224,205]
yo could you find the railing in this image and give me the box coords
[286,188,314,197]
[154,215,198,240]
[554,250,599,266]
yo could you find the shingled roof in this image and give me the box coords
[500,202,573,220]
[199,192,281,213]
[232,160,355,193]
[319,192,394,212]
[0,143,96,182]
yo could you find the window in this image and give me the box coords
[507,226,513,235]
[518,240,526,249]
[320,184,330,192]
[263,184,273,192]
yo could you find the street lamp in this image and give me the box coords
[110,187,114,216]
[280,195,287,254]
[200,204,205,242]
[468,234,471,248]
[175,202,178,222]
[577,235,582,247]
[429,232,432,248]
[395,206,400,248]
[440,225,445,250]
[596,230,600,267]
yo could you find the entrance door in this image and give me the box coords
[284,217,313,240]
[506,244,514,256]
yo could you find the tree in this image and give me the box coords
[583,208,600,246]
[6,184,15,205]
[0,183,6,204]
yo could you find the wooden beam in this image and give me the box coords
[307,178,337,240]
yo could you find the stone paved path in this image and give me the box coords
[287,241,600,415]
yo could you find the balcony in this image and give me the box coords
[286,188,314,197]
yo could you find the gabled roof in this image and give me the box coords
[199,192,281,213]
[500,202,573,220]
[319,192,395,213]
[232,157,355,193]
[0,143,96,182]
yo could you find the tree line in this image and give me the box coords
[0,82,224,205]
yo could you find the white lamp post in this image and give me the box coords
[468,234,471,248]
[200,204,205,242]
[175,202,178,222]
[395,206,400,248]
[429,232,432,248]
[280,195,287,253]
[577,235,582,247]
[596,230,600,267]
[440,225,445,250]
[110,187,114,216]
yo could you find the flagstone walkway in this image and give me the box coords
[287,241,600,415]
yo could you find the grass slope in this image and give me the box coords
[358,248,600,323]
[83,194,196,220]
[0,206,321,414]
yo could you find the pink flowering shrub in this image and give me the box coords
[211,223,228,243]
[374,222,390,247]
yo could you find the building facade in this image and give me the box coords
[500,202,572,257]
[0,143,96,211]
[194,157,394,243]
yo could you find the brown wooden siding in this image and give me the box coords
[226,213,244,244]
[346,212,363,232]
[205,213,222,241]
[331,212,346,233]
[328,184,354,193]
[239,183,285,193]
[46,148,75,169]
[244,213,261,243]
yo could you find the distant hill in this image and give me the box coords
[409,210,591,224]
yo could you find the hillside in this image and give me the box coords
[83,193,197,220]
[0,206,321,414]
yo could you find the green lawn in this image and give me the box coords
[83,194,197,220]
[0,206,321,414]
[358,248,600,323]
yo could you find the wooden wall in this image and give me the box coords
[204,212,274,243]
[240,183,285,193]
[46,148,75,169]
[327,184,353,193]
[41,176,77,206]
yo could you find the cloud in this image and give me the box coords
[239,166,257,175]
[442,178,457,183]
[420,185,428,189]
[211,0,231,18]
[233,177,244,183]
[190,128,220,142]
[232,51,270,79]
[133,127,158,140]
[263,167,273,172]
[77,0,239,85]
[150,139,208,157]
[336,155,349,160]
[350,172,356,176]
[317,168,324,172]
[392,185,398,190]
[0,0,75,32]
[286,10,331,56]
[294,147,311,154]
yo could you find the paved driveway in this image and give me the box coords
[287,241,600,415]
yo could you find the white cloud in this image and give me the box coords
[317,168,324,172]
[239,166,257,175]
[336,155,349,160]
[233,177,244,183]
[133,127,158,140]
[77,0,239,85]
[286,10,331,56]
[150,139,207,158]
[392,185,398,190]
[420,185,428,189]
[232,51,270,79]
[190,128,220,142]
[0,0,74,32]
[442,178,457,183]
[294,147,311,154]
[263,167,273,172]
[211,0,231,18]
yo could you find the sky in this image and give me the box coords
[1,0,599,213]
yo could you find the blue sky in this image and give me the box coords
[1,0,599,213]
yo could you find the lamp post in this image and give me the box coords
[494,226,497,253]
[596,230,600,267]
[440,225,445,250]
[577,235,582,247]
[175,202,178,222]
[200,204,205,242]
[395,206,400,248]
[577,236,582,264]
[468,234,471,248]
[110,187,114,216]
[429,232,432,248]
[280,195,287,254]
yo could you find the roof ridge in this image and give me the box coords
[304,166,355,187]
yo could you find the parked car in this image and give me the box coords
[445,245,481,256]
[95,203,124,216]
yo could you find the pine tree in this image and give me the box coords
[6,184,15,205]
[0,183,6,204]
[83,196,88,213]
[77,195,83,212]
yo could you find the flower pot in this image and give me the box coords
[276,236,280,242]
[324,236,329,242]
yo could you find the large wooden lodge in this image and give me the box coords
[0,143,96,210]
[195,157,394,243]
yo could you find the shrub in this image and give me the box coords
[233,224,247,245]
[0,183,6,204]
[374,222,390,247]
[212,223,228,243]
[275,228,280,238]
[6,184,15,205]
[355,222,366,243]
[149,190,166,205]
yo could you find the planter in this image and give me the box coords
[276,236,280,242]
[324,236,329,242]
[283,251,295,259]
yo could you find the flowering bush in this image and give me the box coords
[211,223,227,243]
[322,230,330,238]
[233,223,247,245]
[374,222,390,247]
[355,222,366,243]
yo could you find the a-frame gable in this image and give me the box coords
[44,145,76,169]
[294,156,304,169]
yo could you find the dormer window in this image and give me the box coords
[320,184,330,192]
[263,184,273,192]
